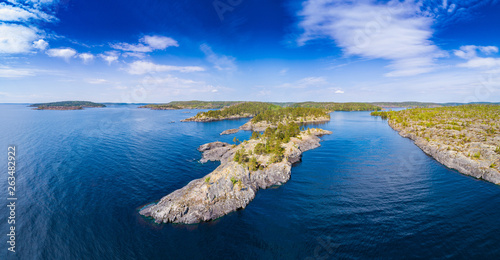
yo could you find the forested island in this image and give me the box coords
[139,101,241,110]
[371,102,442,108]
[180,101,356,123]
[289,102,382,111]
[140,100,383,112]
[372,105,500,184]
[140,108,332,224]
[30,101,106,110]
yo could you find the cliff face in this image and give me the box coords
[388,120,500,184]
[139,128,332,224]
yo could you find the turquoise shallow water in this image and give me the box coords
[1,104,500,259]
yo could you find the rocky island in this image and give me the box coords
[140,106,333,224]
[30,101,106,110]
[372,105,500,184]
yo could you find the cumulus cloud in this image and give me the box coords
[0,24,39,53]
[111,35,178,53]
[297,0,445,77]
[0,2,56,54]
[200,44,237,71]
[455,45,500,68]
[32,39,48,50]
[0,3,36,21]
[125,61,205,75]
[454,45,498,59]
[46,48,77,61]
[78,53,94,64]
[99,51,120,65]
[335,90,345,94]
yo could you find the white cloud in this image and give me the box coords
[455,45,500,68]
[458,58,500,68]
[297,0,444,77]
[46,48,77,61]
[0,24,39,53]
[279,68,288,75]
[0,66,36,78]
[111,35,178,53]
[32,39,48,50]
[200,44,236,71]
[140,74,223,96]
[335,90,345,94]
[86,78,109,84]
[141,35,178,49]
[279,77,329,89]
[125,61,205,75]
[0,3,36,21]
[454,45,498,59]
[99,51,120,65]
[79,53,94,64]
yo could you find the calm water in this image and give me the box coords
[1,104,500,259]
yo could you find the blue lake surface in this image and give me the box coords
[1,104,500,259]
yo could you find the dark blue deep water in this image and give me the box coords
[1,104,500,259]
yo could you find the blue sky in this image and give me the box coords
[1,0,500,103]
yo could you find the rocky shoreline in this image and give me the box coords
[219,117,331,135]
[180,114,254,122]
[387,120,500,184]
[139,128,332,224]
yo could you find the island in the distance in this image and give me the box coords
[139,105,336,224]
[30,101,106,110]
[138,101,242,110]
[372,105,500,184]
[140,100,383,112]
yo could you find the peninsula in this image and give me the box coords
[372,105,500,184]
[30,101,106,110]
[140,108,333,224]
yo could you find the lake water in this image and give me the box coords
[1,104,500,259]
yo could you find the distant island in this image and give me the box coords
[138,101,242,110]
[140,107,332,224]
[181,101,380,123]
[30,101,106,110]
[139,100,383,112]
[289,102,382,111]
[372,105,500,184]
[371,102,443,108]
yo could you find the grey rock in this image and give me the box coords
[140,129,332,224]
[220,128,240,135]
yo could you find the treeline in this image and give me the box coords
[289,102,381,111]
[371,102,441,108]
[140,101,241,109]
[194,102,280,119]
[251,107,329,124]
[30,101,106,108]
[234,122,303,168]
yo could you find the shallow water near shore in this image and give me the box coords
[1,104,500,259]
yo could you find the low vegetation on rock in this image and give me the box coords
[372,105,500,183]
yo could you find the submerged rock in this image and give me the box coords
[139,128,332,224]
